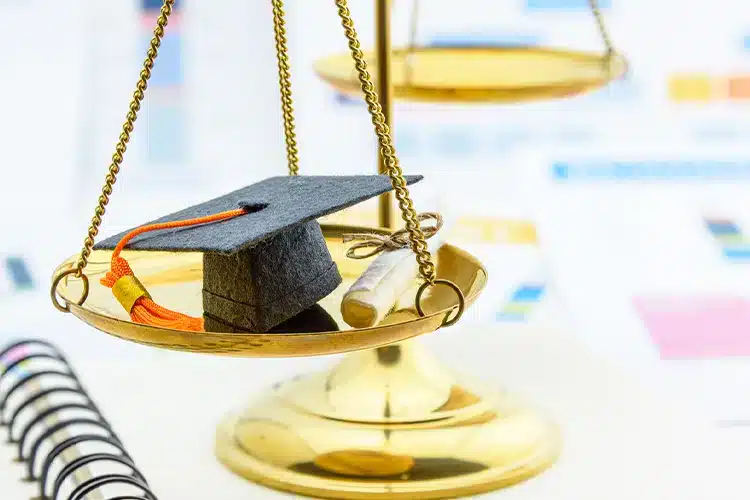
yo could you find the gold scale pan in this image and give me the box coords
[52,233,487,357]
[316,0,627,104]
[316,46,627,104]
[49,0,624,498]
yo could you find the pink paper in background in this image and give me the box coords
[633,296,750,359]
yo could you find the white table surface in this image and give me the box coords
[2,308,749,500]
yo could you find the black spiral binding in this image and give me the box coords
[0,339,157,500]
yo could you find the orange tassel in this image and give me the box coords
[100,208,247,331]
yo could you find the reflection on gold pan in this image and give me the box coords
[314,46,628,103]
[52,225,487,358]
[214,344,561,499]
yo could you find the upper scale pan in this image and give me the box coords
[315,45,628,103]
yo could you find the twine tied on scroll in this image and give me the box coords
[340,213,445,328]
[343,213,444,260]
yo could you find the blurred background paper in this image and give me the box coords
[75,0,287,241]
[1,0,750,496]
[520,144,750,427]
[0,0,86,245]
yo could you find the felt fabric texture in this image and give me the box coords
[206,304,339,334]
[93,175,423,254]
[91,174,423,334]
[202,220,342,332]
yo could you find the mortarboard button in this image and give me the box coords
[94,175,423,333]
[237,201,269,213]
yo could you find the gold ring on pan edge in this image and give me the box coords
[314,46,629,104]
[53,224,487,357]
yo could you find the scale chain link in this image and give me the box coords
[334,0,436,285]
[588,0,614,56]
[70,0,175,279]
[271,0,300,176]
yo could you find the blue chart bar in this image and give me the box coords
[743,35,750,52]
[496,283,546,322]
[704,217,750,263]
[428,33,542,47]
[524,0,611,10]
[723,248,750,260]
[511,284,546,303]
[552,161,750,182]
[706,220,741,237]
[4,257,33,291]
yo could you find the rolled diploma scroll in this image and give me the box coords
[341,235,444,328]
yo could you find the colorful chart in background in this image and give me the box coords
[552,160,750,181]
[140,0,185,165]
[4,257,33,291]
[0,256,33,295]
[496,283,546,322]
[634,296,750,359]
[668,73,750,102]
[704,217,750,261]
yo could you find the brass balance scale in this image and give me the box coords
[50,0,625,498]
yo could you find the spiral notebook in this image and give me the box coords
[0,339,158,500]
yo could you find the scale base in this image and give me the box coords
[215,343,560,499]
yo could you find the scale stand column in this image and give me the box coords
[376,0,396,231]
[213,2,560,498]
[215,318,561,499]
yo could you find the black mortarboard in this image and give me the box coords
[94,175,423,333]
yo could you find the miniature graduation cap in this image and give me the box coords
[94,175,423,333]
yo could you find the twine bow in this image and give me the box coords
[343,212,444,259]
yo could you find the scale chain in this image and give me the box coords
[271,0,300,176]
[50,0,174,312]
[52,0,442,312]
[333,0,436,285]
[74,0,175,277]
[588,0,615,56]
